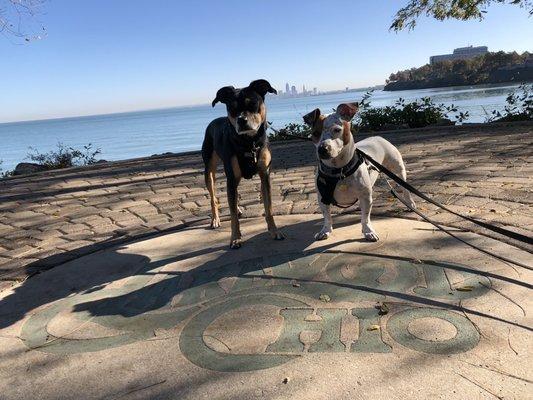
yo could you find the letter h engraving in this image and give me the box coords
[266,308,346,353]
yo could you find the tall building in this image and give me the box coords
[313,87,317,95]
[291,85,297,96]
[302,84,307,95]
[285,83,290,94]
[430,46,488,64]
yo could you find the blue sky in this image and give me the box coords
[1,0,531,123]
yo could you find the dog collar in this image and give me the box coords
[318,150,363,179]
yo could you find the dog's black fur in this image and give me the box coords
[202,79,284,249]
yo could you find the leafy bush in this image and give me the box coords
[268,122,311,142]
[268,91,469,141]
[487,83,533,122]
[26,142,102,169]
[358,94,469,131]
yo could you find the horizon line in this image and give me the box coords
[0,83,384,125]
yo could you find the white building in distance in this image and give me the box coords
[430,46,488,64]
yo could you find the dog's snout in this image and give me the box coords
[318,143,331,159]
[237,116,247,129]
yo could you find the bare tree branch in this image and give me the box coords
[0,0,47,43]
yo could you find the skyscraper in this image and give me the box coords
[285,83,290,94]
[291,85,297,96]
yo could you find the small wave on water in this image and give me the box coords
[0,83,521,171]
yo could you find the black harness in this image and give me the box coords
[317,151,364,207]
[226,120,267,179]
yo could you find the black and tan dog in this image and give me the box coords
[202,79,284,249]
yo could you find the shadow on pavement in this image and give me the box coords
[1,216,530,335]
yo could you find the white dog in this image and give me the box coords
[303,102,416,241]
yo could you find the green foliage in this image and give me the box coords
[358,94,468,131]
[488,83,533,122]
[391,0,533,31]
[268,91,470,140]
[26,142,101,169]
[385,51,531,90]
[268,122,312,142]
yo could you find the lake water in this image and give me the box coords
[0,83,520,172]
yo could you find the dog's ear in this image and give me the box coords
[303,108,323,144]
[303,108,321,127]
[212,86,237,107]
[249,79,277,98]
[336,102,359,121]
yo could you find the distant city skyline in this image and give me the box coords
[278,82,380,98]
[1,1,532,123]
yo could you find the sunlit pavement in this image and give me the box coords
[1,214,531,400]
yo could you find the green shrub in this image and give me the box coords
[26,142,101,169]
[268,122,312,142]
[487,83,533,122]
[358,92,469,131]
[1,143,102,179]
[268,91,469,141]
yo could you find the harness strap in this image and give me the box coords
[227,120,267,180]
[317,151,363,207]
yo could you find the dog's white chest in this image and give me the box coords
[333,175,359,206]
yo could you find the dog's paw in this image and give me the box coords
[363,231,379,242]
[230,239,242,249]
[314,229,332,241]
[270,230,285,240]
[210,217,220,229]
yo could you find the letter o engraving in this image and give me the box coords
[386,307,479,354]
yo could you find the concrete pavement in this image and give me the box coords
[0,215,531,399]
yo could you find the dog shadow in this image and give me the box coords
[0,215,530,337]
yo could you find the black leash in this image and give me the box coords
[384,180,532,270]
[356,148,533,246]
[268,127,532,250]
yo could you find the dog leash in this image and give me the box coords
[383,179,532,271]
[355,148,533,246]
[268,127,533,247]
